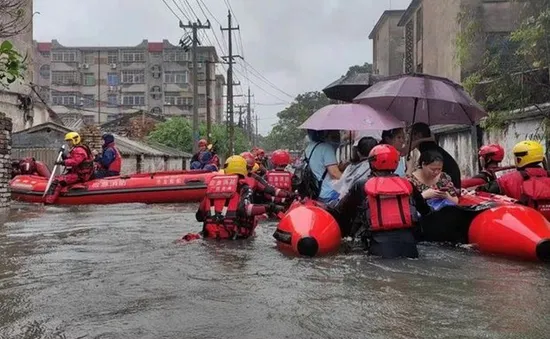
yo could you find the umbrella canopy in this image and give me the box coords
[353,73,487,125]
[299,103,404,131]
[323,73,384,102]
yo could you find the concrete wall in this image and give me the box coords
[0,113,12,208]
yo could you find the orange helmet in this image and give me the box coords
[271,149,290,167]
[240,151,256,169]
[198,139,207,147]
[368,144,400,171]
[478,144,504,163]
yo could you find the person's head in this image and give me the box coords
[368,144,400,173]
[307,129,341,148]
[102,133,115,147]
[512,140,545,168]
[256,148,266,160]
[64,131,81,148]
[198,139,207,152]
[418,150,444,180]
[478,144,504,169]
[271,149,290,168]
[18,157,36,175]
[411,122,431,142]
[355,137,379,160]
[240,151,256,171]
[223,155,248,178]
[380,128,406,152]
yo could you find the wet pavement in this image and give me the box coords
[1,202,550,339]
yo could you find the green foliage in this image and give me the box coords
[345,62,372,76]
[148,118,248,155]
[0,40,26,88]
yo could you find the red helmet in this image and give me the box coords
[240,152,255,168]
[478,144,504,163]
[198,139,207,147]
[368,144,400,171]
[256,148,265,157]
[271,149,290,167]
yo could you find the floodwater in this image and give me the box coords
[1,203,549,339]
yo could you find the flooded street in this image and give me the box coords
[1,203,549,339]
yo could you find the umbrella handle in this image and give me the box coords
[43,145,65,198]
[406,98,419,161]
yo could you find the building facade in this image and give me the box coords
[33,39,223,124]
[397,0,522,83]
[369,10,405,76]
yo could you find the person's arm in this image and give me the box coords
[63,148,87,167]
[96,148,116,168]
[195,198,207,222]
[439,173,459,204]
[237,184,269,218]
[321,144,342,179]
[412,186,431,216]
[476,181,502,194]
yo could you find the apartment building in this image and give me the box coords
[397,0,523,83]
[369,10,405,76]
[33,39,224,125]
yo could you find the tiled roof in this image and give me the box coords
[112,133,189,158]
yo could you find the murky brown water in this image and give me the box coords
[1,203,550,339]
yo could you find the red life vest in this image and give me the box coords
[497,167,548,200]
[264,170,293,203]
[364,176,414,232]
[517,170,550,221]
[69,145,95,180]
[35,161,51,178]
[201,175,255,239]
[105,145,122,173]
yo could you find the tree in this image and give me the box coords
[148,117,248,155]
[345,62,372,76]
[0,0,30,88]
[262,91,332,150]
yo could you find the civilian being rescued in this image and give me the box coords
[93,134,122,178]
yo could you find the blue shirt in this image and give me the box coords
[394,156,406,177]
[305,141,338,200]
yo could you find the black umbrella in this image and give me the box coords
[322,72,384,102]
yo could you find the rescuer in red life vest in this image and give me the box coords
[254,148,268,175]
[478,140,550,219]
[264,149,296,205]
[462,144,506,188]
[16,157,51,178]
[93,134,122,178]
[332,144,431,259]
[195,155,285,239]
[241,151,294,203]
[44,132,95,204]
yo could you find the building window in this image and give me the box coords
[107,72,119,86]
[52,92,78,106]
[164,71,189,84]
[164,92,191,106]
[198,94,206,108]
[52,51,77,62]
[150,86,162,100]
[405,20,414,73]
[107,94,118,106]
[416,7,423,42]
[82,52,95,64]
[83,115,96,125]
[122,93,145,106]
[82,73,96,86]
[40,51,50,58]
[121,70,145,83]
[163,50,189,62]
[39,64,50,79]
[121,51,145,63]
[82,94,95,107]
[151,107,162,114]
[151,65,162,78]
[51,71,79,85]
[107,51,118,64]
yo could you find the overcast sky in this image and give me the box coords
[33,0,411,135]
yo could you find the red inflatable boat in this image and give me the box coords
[10,170,219,205]
[274,193,550,262]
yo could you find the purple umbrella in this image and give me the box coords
[299,103,404,131]
[353,73,487,125]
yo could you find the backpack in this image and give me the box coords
[295,142,328,200]
[519,170,550,221]
[364,176,414,231]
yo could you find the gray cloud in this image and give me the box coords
[33,0,411,134]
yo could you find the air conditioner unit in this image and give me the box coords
[77,63,82,69]
[110,63,117,69]
[82,63,89,69]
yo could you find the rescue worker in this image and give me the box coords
[462,144,506,188]
[190,139,208,169]
[264,149,295,205]
[254,148,268,174]
[18,157,51,178]
[194,155,284,239]
[44,132,94,204]
[93,134,122,178]
[241,151,294,203]
[478,140,550,219]
[332,144,431,258]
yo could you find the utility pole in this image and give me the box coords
[205,59,212,142]
[247,87,254,146]
[180,19,211,153]
[235,104,246,128]
[221,10,242,155]
[255,114,258,146]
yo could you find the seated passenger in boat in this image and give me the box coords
[462,144,506,188]
[93,134,121,179]
[379,128,407,177]
[407,150,460,210]
[409,123,462,190]
[263,149,296,205]
[11,159,20,178]
[332,144,431,258]
[17,157,51,178]
[478,140,550,219]
[241,151,294,203]
[195,155,284,239]
[254,148,269,175]
[206,143,220,171]
[44,132,94,204]
[190,139,209,169]
[332,136,378,198]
